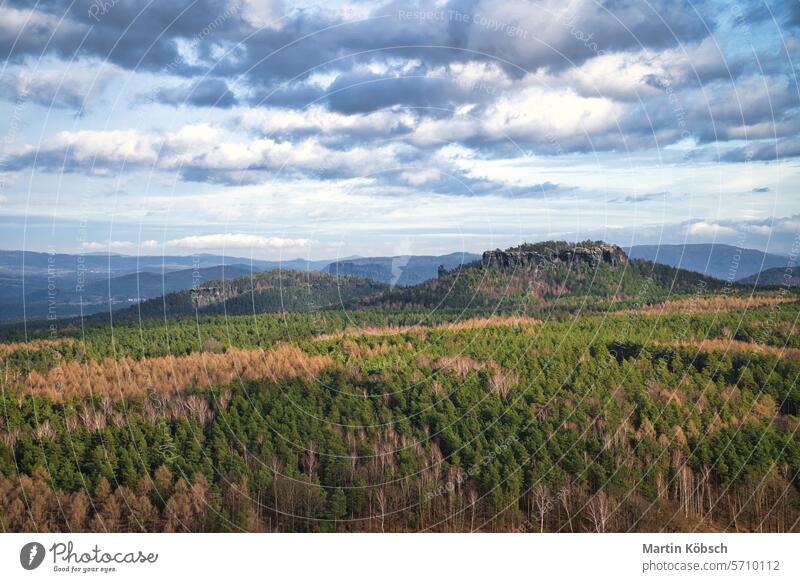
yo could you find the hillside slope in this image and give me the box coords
[122,269,389,319]
[739,266,800,287]
[354,241,729,311]
[0,250,333,321]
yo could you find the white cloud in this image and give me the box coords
[0,65,120,109]
[686,221,738,237]
[239,0,287,29]
[163,234,311,250]
[81,240,139,251]
[411,85,622,147]
[743,224,772,236]
[541,51,663,102]
[81,235,311,254]
[35,129,160,166]
[774,219,800,233]
[238,106,415,138]
[164,123,221,149]
[400,168,441,186]
[11,123,414,182]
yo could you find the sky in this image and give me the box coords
[0,0,799,260]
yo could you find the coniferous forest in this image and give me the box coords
[1,242,798,532]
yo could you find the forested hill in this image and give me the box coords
[0,243,797,533]
[352,241,731,310]
[739,266,800,288]
[1,241,733,330]
[110,269,389,320]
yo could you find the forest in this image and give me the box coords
[0,242,798,532]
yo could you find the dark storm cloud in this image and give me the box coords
[741,0,800,28]
[2,0,712,81]
[259,0,712,86]
[692,77,800,130]
[0,7,86,62]
[612,73,800,151]
[326,72,473,114]
[576,0,710,49]
[151,78,238,108]
[3,0,800,187]
[1,0,245,70]
[248,81,327,108]
[245,72,484,113]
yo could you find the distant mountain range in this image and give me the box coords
[2,243,791,322]
[0,249,329,278]
[0,264,259,320]
[0,249,476,321]
[626,244,789,281]
[37,241,727,325]
[325,252,480,286]
[0,250,331,321]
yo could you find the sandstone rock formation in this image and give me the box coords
[481,241,628,269]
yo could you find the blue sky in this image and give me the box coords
[0,0,799,259]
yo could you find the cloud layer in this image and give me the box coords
[1,0,798,256]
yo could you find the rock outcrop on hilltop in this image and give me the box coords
[191,285,238,308]
[481,241,628,269]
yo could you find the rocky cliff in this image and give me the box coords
[481,241,628,269]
